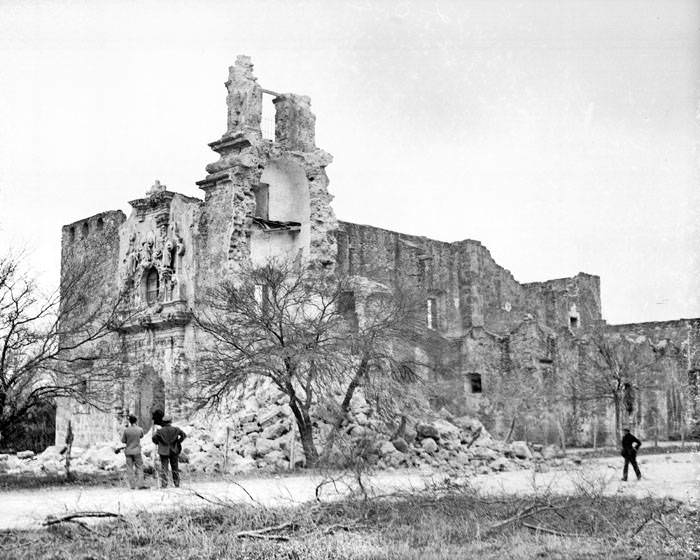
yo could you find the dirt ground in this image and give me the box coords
[1,451,697,532]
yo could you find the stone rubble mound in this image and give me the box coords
[0,379,575,478]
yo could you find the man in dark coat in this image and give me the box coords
[621,427,642,481]
[152,416,186,488]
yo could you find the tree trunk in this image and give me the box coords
[298,420,318,467]
[288,399,319,467]
[613,394,621,444]
[321,358,368,462]
[64,420,74,481]
[556,418,566,452]
[505,415,517,443]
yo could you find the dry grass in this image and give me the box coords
[1,480,698,560]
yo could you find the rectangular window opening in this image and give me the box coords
[427,297,438,330]
[569,316,579,329]
[469,373,482,394]
[253,183,270,220]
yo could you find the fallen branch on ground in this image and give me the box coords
[522,521,579,538]
[235,521,296,541]
[43,511,122,527]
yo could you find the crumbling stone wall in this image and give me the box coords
[56,210,126,447]
[55,56,697,453]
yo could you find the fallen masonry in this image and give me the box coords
[3,377,579,479]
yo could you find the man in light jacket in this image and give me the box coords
[121,414,148,489]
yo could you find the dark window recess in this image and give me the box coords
[82,222,89,238]
[469,373,482,394]
[338,291,356,314]
[69,227,75,242]
[146,269,160,305]
[253,182,269,220]
[570,316,579,329]
[96,217,104,230]
[348,247,355,276]
[427,297,438,330]
[540,336,555,364]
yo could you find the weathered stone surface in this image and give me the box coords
[391,437,409,453]
[261,419,290,440]
[242,422,260,435]
[378,441,397,457]
[416,423,440,441]
[490,457,510,472]
[16,451,35,459]
[510,441,532,460]
[257,406,287,428]
[421,438,438,454]
[255,437,280,457]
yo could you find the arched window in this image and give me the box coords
[81,222,89,239]
[146,268,160,305]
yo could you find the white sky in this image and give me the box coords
[0,0,698,324]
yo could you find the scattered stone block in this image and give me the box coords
[391,437,408,453]
[416,423,440,440]
[16,451,35,459]
[379,441,396,457]
[261,419,289,440]
[421,438,438,454]
[242,422,260,435]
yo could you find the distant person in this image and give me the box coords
[621,427,642,481]
[121,414,148,489]
[152,416,186,488]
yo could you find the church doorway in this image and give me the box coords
[134,365,165,432]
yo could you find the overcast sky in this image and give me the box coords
[0,0,698,324]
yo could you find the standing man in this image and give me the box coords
[121,414,148,489]
[152,415,186,488]
[621,426,642,481]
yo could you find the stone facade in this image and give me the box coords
[56,56,699,448]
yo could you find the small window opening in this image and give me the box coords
[569,316,579,329]
[82,222,89,239]
[69,227,75,242]
[96,217,104,230]
[469,373,482,394]
[338,291,356,315]
[146,268,160,305]
[347,247,355,276]
[427,297,438,330]
[253,182,270,220]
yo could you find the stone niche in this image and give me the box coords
[133,365,165,432]
[249,159,311,264]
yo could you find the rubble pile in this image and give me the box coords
[0,379,572,479]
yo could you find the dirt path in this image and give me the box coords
[1,452,697,531]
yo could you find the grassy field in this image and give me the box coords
[1,482,698,560]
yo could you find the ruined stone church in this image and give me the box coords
[57,56,699,448]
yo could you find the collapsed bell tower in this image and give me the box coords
[195,55,337,293]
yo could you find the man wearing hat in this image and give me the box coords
[620,426,642,481]
[152,415,187,488]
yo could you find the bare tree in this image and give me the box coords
[0,252,128,448]
[577,331,660,441]
[193,259,426,467]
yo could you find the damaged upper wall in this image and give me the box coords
[335,221,601,337]
[196,55,336,282]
